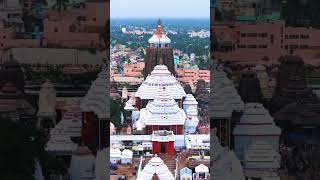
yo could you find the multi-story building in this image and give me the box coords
[43,2,108,48]
[213,20,320,64]
[176,68,210,84]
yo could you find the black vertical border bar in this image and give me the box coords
[105,0,110,178]
[210,0,215,179]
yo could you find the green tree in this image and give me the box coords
[0,117,70,180]
[52,0,69,19]
[110,99,123,127]
[0,118,37,179]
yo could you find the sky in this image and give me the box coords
[110,0,210,19]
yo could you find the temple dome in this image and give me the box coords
[137,88,186,126]
[210,63,244,118]
[151,65,171,76]
[136,155,175,180]
[37,79,56,117]
[121,149,133,158]
[135,65,186,100]
[148,20,171,45]
[233,103,281,136]
[124,101,134,111]
[185,106,198,116]
[110,122,115,135]
[148,33,171,44]
[183,94,198,105]
[80,69,109,119]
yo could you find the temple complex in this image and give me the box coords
[110,61,211,179]
[209,59,286,179]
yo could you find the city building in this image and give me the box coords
[176,68,210,84]
[43,2,107,48]
[213,20,320,65]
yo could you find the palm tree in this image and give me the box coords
[52,0,69,19]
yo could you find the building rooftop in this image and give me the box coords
[234,103,281,136]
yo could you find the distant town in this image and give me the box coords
[110,18,210,86]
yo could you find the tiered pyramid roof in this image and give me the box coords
[137,88,186,126]
[135,65,186,100]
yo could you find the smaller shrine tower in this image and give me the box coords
[37,79,57,128]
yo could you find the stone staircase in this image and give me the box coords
[160,154,176,176]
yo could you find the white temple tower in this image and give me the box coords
[122,86,128,100]
[183,94,199,134]
[233,103,281,161]
[37,79,56,128]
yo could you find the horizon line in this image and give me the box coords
[110,17,210,19]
